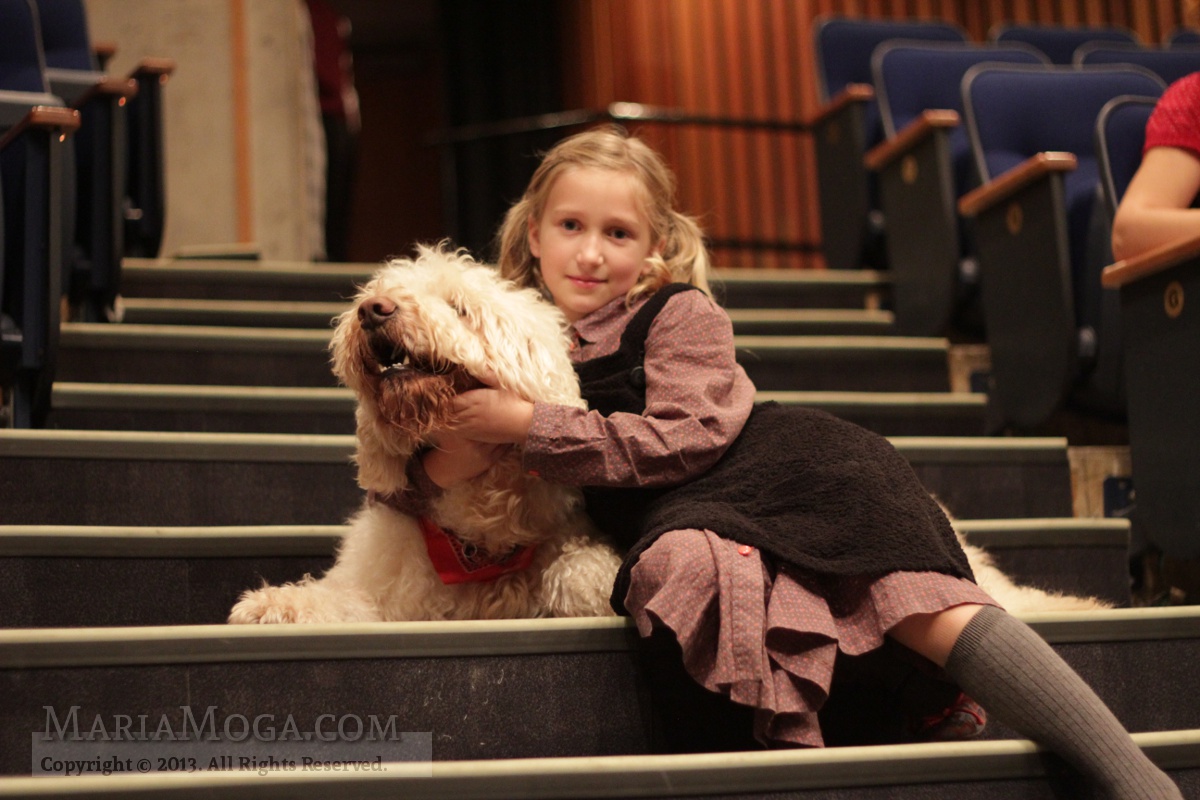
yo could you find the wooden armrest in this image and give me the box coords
[809,83,874,127]
[0,106,81,149]
[864,109,959,171]
[94,75,139,100]
[1102,231,1200,288]
[958,152,1077,217]
[92,41,118,62]
[131,57,177,81]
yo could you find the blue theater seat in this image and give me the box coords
[990,22,1138,64]
[864,41,1048,336]
[34,0,172,262]
[957,64,1165,432]
[0,0,80,427]
[31,0,137,322]
[809,16,967,270]
[1075,42,1200,86]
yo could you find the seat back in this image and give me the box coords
[1166,27,1200,47]
[1095,95,1159,220]
[1075,43,1200,86]
[813,17,967,150]
[33,0,97,71]
[0,0,49,94]
[873,41,1048,197]
[963,64,1165,331]
[990,22,1138,64]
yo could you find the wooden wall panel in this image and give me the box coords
[565,0,1197,269]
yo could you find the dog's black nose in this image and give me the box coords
[358,296,397,330]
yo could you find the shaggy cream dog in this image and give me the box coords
[228,246,1105,624]
[228,246,622,622]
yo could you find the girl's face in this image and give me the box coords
[528,166,658,323]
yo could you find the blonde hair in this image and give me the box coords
[496,125,712,303]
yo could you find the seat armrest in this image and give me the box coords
[958,152,1077,217]
[0,92,65,128]
[1102,231,1200,288]
[809,83,874,127]
[864,109,959,171]
[44,67,137,108]
[129,57,177,81]
[0,105,80,149]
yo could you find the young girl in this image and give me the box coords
[432,127,1180,798]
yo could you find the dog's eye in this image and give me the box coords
[449,300,467,317]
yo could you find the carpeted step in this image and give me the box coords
[736,335,951,392]
[119,258,891,311]
[118,259,372,303]
[0,431,1071,525]
[955,518,1132,607]
[1,611,1197,775]
[729,308,895,336]
[0,430,360,526]
[57,324,950,393]
[0,518,1126,628]
[763,391,985,436]
[1,732,1196,798]
[888,437,1074,519]
[56,324,335,388]
[48,383,357,435]
[712,267,889,310]
[48,384,984,437]
[120,298,346,329]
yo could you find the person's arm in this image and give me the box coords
[421,432,513,489]
[1112,146,1200,262]
[455,291,755,488]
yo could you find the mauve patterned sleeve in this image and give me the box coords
[523,291,756,488]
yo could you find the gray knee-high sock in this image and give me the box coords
[944,605,1181,799]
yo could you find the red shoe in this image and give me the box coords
[913,692,987,741]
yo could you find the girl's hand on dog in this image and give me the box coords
[422,431,513,488]
[452,388,534,445]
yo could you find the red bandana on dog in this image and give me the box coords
[418,517,536,585]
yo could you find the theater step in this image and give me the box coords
[56,324,335,388]
[120,258,890,311]
[0,431,1071,525]
[955,517,1132,607]
[713,267,889,310]
[2,732,1196,798]
[120,298,345,329]
[2,611,1197,772]
[764,390,984,436]
[48,383,357,435]
[0,517,1127,628]
[57,323,950,392]
[119,298,896,338]
[119,258,371,303]
[48,384,983,437]
[0,430,360,526]
[736,335,951,392]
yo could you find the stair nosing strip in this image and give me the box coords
[0,430,355,462]
[0,732,1197,798]
[0,619,637,666]
[956,517,1131,548]
[60,323,332,353]
[1,519,1129,556]
[0,431,1066,463]
[0,525,346,557]
[51,383,354,413]
[1,610,1196,668]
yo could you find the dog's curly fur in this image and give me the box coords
[228,246,622,623]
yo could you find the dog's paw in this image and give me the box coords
[227,587,307,624]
